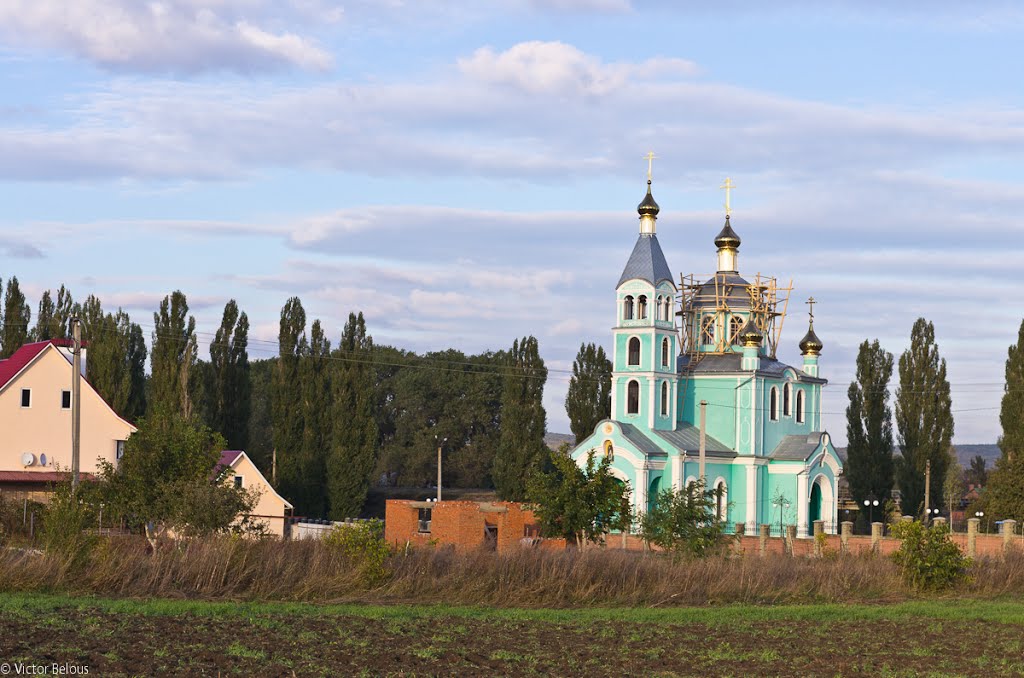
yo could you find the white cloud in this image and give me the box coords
[458,41,697,95]
[0,0,332,74]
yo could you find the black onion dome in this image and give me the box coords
[738,318,763,347]
[714,215,741,249]
[799,324,823,355]
[638,180,660,218]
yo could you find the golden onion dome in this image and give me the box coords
[637,180,660,218]
[738,318,763,347]
[714,215,741,249]
[799,324,823,355]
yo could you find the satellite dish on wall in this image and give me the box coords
[21,452,36,467]
[39,453,48,466]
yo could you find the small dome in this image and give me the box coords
[799,324,823,355]
[638,180,660,218]
[738,318,763,347]
[714,215,741,249]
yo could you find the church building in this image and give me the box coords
[569,173,843,537]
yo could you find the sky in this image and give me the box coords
[1,1,1022,444]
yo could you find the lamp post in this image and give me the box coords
[863,496,880,525]
[976,510,985,533]
[435,436,447,502]
[772,496,790,536]
[928,507,940,525]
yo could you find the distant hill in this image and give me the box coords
[838,444,1000,469]
[545,432,575,450]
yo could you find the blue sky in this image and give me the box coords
[2,1,1022,444]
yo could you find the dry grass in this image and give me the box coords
[0,535,932,606]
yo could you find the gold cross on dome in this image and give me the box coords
[644,151,657,182]
[806,296,816,321]
[720,177,735,216]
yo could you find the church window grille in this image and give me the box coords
[627,380,639,414]
[700,315,715,345]
[730,315,744,345]
[638,295,648,319]
[628,337,641,366]
[770,387,779,421]
[661,337,669,367]
[783,383,792,417]
[660,381,668,416]
[624,296,634,320]
[796,390,805,423]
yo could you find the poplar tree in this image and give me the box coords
[150,291,198,418]
[299,319,331,517]
[983,320,1024,521]
[210,300,251,450]
[31,285,74,341]
[493,336,548,501]
[327,312,379,519]
[845,340,895,507]
[1,276,30,358]
[565,342,612,444]
[272,297,307,510]
[77,298,147,421]
[895,318,954,517]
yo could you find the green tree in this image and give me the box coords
[967,455,988,487]
[247,357,276,473]
[83,302,148,421]
[150,291,198,418]
[845,339,895,506]
[895,318,953,517]
[982,320,1024,521]
[639,481,727,556]
[272,297,307,511]
[297,319,331,517]
[526,446,630,547]
[1,275,30,358]
[565,342,612,444]
[493,336,548,501]
[327,312,379,520]
[31,285,74,341]
[210,300,251,450]
[943,448,964,520]
[890,520,969,590]
[98,407,257,547]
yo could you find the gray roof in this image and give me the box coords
[617,234,674,288]
[690,272,751,307]
[618,422,668,458]
[654,425,736,456]
[677,352,827,384]
[770,433,824,461]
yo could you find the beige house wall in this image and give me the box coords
[227,453,292,538]
[0,346,135,474]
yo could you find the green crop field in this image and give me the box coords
[1,594,1022,676]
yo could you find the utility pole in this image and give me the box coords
[272,448,277,485]
[699,400,707,485]
[436,437,447,502]
[925,458,933,528]
[71,317,82,494]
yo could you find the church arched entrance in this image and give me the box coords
[809,482,822,524]
[647,475,662,513]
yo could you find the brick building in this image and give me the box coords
[385,500,558,552]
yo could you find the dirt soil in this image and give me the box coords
[1,605,1022,676]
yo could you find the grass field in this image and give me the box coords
[2,593,1023,676]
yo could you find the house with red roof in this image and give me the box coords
[215,450,293,538]
[0,340,136,501]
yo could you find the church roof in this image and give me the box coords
[769,433,826,461]
[677,352,827,384]
[618,423,668,458]
[617,234,674,288]
[654,425,735,456]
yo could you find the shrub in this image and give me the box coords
[639,482,726,557]
[890,520,970,590]
[323,519,391,586]
[41,481,98,567]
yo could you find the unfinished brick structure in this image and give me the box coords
[385,500,554,552]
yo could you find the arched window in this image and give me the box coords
[637,295,647,319]
[730,315,744,345]
[770,387,779,421]
[661,337,669,367]
[783,383,792,417]
[660,381,668,416]
[628,337,641,366]
[796,390,805,424]
[664,297,672,321]
[623,295,634,320]
[655,295,662,320]
[604,440,614,460]
[700,315,715,345]
[715,480,727,521]
[627,380,639,414]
